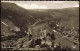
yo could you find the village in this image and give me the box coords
[1,20,79,51]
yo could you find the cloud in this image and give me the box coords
[16,3,47,9]
[53,1,65,3]
[40,5,47,9]
[74,4,79,7]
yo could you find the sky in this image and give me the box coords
[1,1,79,9]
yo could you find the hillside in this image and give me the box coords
[1,2,79,38]
[1,2,79,30]
[1,2,79,50]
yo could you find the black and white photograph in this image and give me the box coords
[1,1,79,51]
